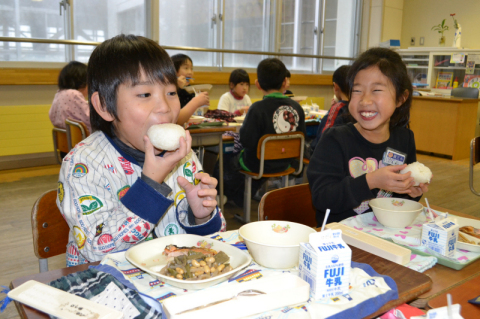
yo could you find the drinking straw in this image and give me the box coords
[425,198,435,221]
[320,209,331,232]
[447,293,453,319]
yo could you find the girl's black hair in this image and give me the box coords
[171,54,193,72]
[88,34,178,136]
[229,69,250,87]
[58,61,87,90]
[347,47,412,130]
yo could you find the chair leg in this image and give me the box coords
[282,175,289,187]
[39,258,48,273]
[243,176,252,223]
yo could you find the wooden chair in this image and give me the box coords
[258,183,317,228]
[31,190,69,272]
[470,137,480,196]
[52,127,69,164]
[238,132,304,223]
[65,118,89,150]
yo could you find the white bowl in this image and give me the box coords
[233,116,245,123]
[290,95,307,102]
[369,198,423,228]
[239,221,317,269]
[125,234,252,290]
[188,115,204,124]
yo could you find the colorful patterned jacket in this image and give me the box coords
[57,131,226,266]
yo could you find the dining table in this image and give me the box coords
[10,205,480,319]
[10,246,431,319]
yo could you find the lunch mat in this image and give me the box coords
[97,230,398,319]
[340,209,480,270]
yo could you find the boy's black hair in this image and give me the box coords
[58,61,87,90]
[286,69,291,78]
[171,54,193,72]
[332,65,350,96]
[257,58,287,91]
[88,34,178,136]
[229,69,250,87]
[347,47,412,130]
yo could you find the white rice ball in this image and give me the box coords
[147,124,186,151]
[400,162,432,186]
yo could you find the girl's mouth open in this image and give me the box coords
[360,111,378,120]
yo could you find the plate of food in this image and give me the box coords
[184,84,213,94]
[125,234,252,290]
[453,215,480,253]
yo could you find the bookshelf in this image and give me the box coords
[397,48,480,96]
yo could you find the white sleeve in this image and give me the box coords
[217,93,232,112]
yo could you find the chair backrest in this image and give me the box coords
[32,189,69,272]
[451,87,479,99]
[470,137,480,196]
[258,183,317,228]
[65,118,89,150]
[52,127,68,164]
[256,131,305,177]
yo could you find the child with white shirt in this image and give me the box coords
[217,69,252,115]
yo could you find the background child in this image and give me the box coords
[307,47,429,226]
[171,53,210,125]
[49,61,91,133]
[219,58,306,207]
[217,68,252,115]
[307,65,350,158]
[284,69,294,96]
[58,35,225,266]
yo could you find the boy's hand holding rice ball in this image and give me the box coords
[145,124,218,223]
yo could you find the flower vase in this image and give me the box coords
[439,35,446,46]
[453,24,462,48]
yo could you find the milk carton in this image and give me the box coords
[421,216,459,257]
[298,229,351,300]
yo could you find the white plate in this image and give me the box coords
[290,95,307,102]
[184,84,213,94]
[451,215,480,253]
[125,234,252,290]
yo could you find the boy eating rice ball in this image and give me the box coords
[58,35,226,267]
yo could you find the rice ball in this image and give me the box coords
[147,124,186,151]
[400,162,432,186]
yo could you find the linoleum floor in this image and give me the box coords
[1,154,480,318]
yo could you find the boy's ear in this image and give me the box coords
[91,92,115,122]
[396,89,410,108]
[229,82,235,90]
[254,79,262,91]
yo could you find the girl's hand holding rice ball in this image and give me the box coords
[144,124,218,224]
[366,161,431,197]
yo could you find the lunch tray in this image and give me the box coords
[340,210,480,271]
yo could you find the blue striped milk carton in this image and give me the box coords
[421,217,459,257]
[298,229,351,300]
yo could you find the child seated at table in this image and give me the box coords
[217,68,252,115]
[307,65,350,158]
[307,48,429,227]
[49,61,91,133]
[171,53,210,125]
[218,58,306,206]
[58,35,225,266]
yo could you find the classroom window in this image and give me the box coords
[0,0,145,63]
